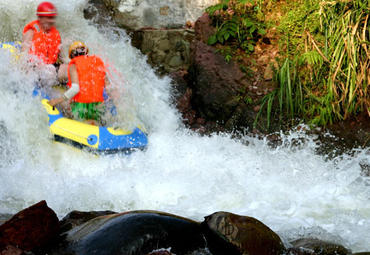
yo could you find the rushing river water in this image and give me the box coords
[0,0,369,252]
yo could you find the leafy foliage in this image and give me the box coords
[256,0,369,129]
[206,0,266,54]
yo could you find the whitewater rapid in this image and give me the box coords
[0,0,369,252]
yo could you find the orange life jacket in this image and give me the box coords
[23,20,61,64]
[67,55,106,103]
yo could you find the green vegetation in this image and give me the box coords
[206,0,266,55]
[205,0,369,130]
[256,0,369,129]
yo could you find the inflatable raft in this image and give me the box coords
[41,98,148,153]
[1,41,148,153]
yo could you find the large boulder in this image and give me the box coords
[50,210,208,255]
[189,40,251,124]
[0,200,59,252]
[202,211,286,255]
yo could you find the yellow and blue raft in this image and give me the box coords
[40,97,148,153]
[1,41,147,153]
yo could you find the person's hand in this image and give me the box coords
[49,97,64,107]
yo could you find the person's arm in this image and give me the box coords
[21,29,34,53]
[49,64,79,106]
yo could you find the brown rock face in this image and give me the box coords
[0,200,59,252]
[203,211,285,255]
[189,40,249,123]
[194,13,216,44]
[170,71,197,125]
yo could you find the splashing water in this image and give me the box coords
[0,0,369,252]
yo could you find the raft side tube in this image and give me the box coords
[41,99,148,152]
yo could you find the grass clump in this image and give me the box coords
[206,0,267,56]
[256,0,369,130]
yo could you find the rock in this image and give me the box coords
[189,40,250,122]
[51,211,207,255]
[194,13,216,44]
[131,29,195,74]
[0,201,59,252]
[59,210,116,233]
[168,55,184,67]
[157,39,171,51]
[290,238,350,255]
[90,0,219,30]
[84,0,114,27]
[202,211,286,255]
[315,112,370,158]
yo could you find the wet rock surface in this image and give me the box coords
[59,210,117,233]
[50,211,207,255]
[288,238,351,255]
[188,39,260,131]
[0,200,59,253]
[83,0,115,27]
[203,211,285,255]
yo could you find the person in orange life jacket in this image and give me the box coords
[49,41,110,125]
[22,2,68,82]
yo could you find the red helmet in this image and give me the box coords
[36,2,57,17]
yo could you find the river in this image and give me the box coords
[0,0,369,252]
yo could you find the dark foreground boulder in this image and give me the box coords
[59,210,116,233]
[202,211,285,255]
[288,238,350,255]
[51,210,207,255]
[0,200,59,252]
